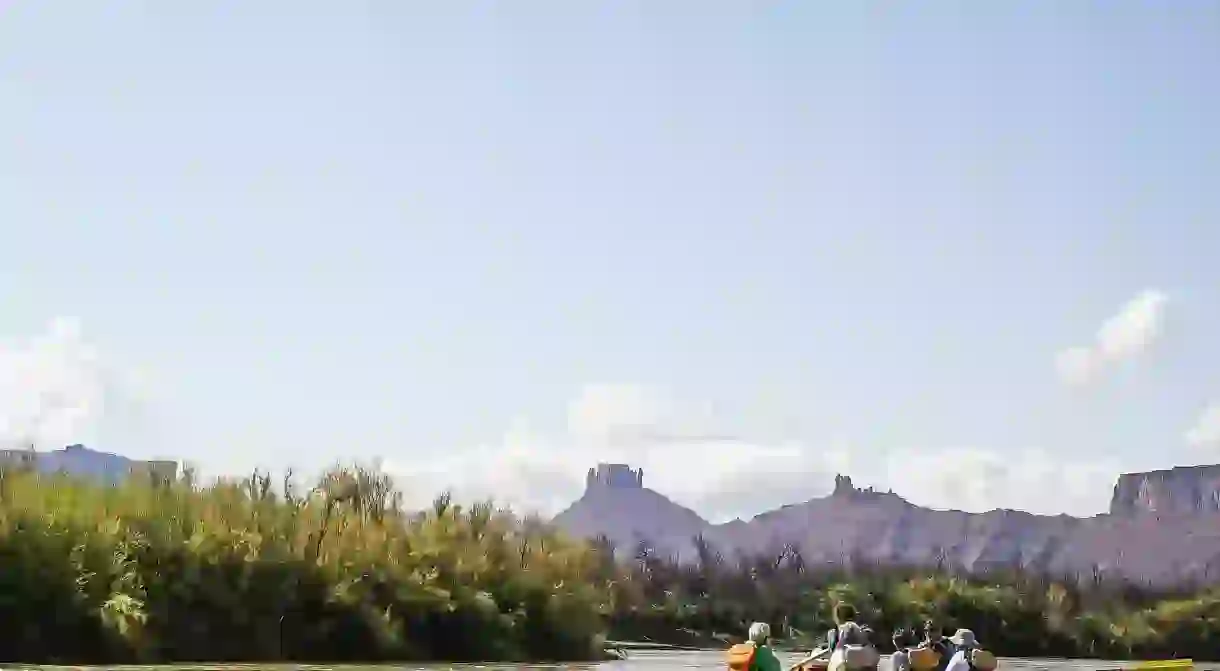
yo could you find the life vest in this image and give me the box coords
[967,649,997,671]
[908,645,941,671]
[827,625,879,671]
[829,646,880,671]
[727,642,757,671]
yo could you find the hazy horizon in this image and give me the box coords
[2,2,1218,523]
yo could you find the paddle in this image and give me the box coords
[788,647,828,671]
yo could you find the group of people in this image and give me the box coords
[729,603,996,671]
[889,620,992,671]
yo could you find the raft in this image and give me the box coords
[1099,661,1192,671]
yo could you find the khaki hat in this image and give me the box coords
[949,629,978,648]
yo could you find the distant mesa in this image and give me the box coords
[1109,464,1220,516]
[833,473,853,496]
[0,443,178,485]
[586,463,644,490]
[831,474,895,500]
[554,462,708,557]
[552,462,1220,586]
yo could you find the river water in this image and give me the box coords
[14,651,1215,670]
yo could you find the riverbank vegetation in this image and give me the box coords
[602,536,1220,661]
[1,462,1219,663]
[0,464,609,664]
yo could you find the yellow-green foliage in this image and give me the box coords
[0,465,611,664]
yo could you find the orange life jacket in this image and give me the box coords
[908,645,941,671]
[727,642,757,671]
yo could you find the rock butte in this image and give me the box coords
[553,463,1220,586]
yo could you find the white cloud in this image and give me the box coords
[1053,347,1099,387]
[566,383,740,446]
[385,384,1125,522]
[1055,289,1168,386]
[0,317,116,450]
[1185,402,1220,451]
[566,383,672,446]
[385,385,759,517]
[881,446,1120,517]
[386,417,591,516]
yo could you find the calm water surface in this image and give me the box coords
[15,651,1217,670]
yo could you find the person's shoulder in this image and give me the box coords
[944,650,970,671]
[756,645,783,670]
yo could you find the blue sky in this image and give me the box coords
[1,1,1218,521]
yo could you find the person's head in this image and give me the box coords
[923,620,942,641]
[892,628,912,650]
[833,602,858,625]
[748,621,771,645]
[948,629,978,650]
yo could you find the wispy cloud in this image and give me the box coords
[0,316,157,456]
[0,317,107,449]
[1055,289,1168,386]
[386,384,1124,522]
[1185,402,1220,451]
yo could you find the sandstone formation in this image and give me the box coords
[552,464,1220,586]
[555,464,709,555]
[1109,464,1220,516]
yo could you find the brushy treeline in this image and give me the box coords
[0,464,609,664]
[602,535,1220,661]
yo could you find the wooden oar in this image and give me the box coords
[1098,660,1192,671]
[788,647,828,671]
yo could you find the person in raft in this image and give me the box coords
[897,625,945,671]
[791,603,880,671]
[889,629,914,671]
[727,622,783,671]
[920,620,953,671]
[943,629,998,671]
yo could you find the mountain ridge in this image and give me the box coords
[552,464,1220,585]
[0,444,178,483]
